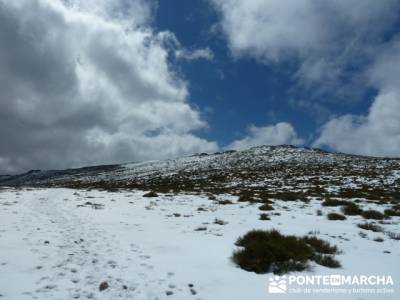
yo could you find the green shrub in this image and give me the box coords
[259,203,274,211]
[357,222,383,232]
[143,191,158,197]
[232,229,340,274]
[341,203,363,215]
[327,213,346,220]
[272,191,308,202]
[361,210,386,220]
[218,199,233,205]
[214,218,227,225]
[238,191,259,203]
[384,209,400,217]
[302,236,338,254]
[373,237,384,242]
[313,254,341,268]
[386,231,400,240]
[259,213,270,221]
[322,199,349,207]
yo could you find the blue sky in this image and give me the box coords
[0,0,399,173]
[154,0,383,148]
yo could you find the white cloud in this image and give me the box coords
[227,122,303,151]
[0,0,217,173]
[210,0,400,157]
[315,40,400,157]
[175,47,214,61]
[210,0,398,92]
[210,0,397,61]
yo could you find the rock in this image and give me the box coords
[99,281,109,292]
[190,288,197,295]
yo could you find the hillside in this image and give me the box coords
[0,145,399,299]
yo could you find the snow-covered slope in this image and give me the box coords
[0,188,399,300]
[1,145,399,191]
[0,145,399,300]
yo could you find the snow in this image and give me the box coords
[0,188,399,300]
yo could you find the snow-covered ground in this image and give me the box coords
[0,188,398,300]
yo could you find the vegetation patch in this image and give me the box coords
[232,229,340,275]
[142,191,159,198]
[259,213,270,221]
[214,218,228,225]
[258,203,274,211]
[321,199,349,207]
[270,191,308,202]
[361,210,386,220]
[357,222,384,232]
[341,203,363,215]
[384,209,400,217]
[386,231,400,240]
[327,213,346,221]
[217,199,233,205]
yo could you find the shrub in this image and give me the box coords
[302,236,338,254]
[232,229,340,274]
[259,213,270,221]
[357,222,383,232]
[341,203,363,215]
[272,191,308,202]
[218,199,233,205]
[313,254,341,268]
[327,213,346,221]
[316,209,323,216]
[361,210,386,220]
[214,218,227,225]
[259,203,274,211]
[384,209,400,217]
[237,190,259,203]
[322,199,349,207]
[143,191,158,197]
[386,231,400,240]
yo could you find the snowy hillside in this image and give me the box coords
[0,145,399,299]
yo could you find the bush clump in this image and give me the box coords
[232,229,340,274]
[258,203,274,211]
[384,209,400,217]
[322,199,349,207]
[327,213,346,221]
[143,191,159,198]
[217,199,233,205]
[357,222,383,232]
[237,191,260,203]
[259,213,270,221]
[361,210,386,220]
[341,203,363,215]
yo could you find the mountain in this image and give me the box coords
[1,145,399,201]
[1,145,400,300]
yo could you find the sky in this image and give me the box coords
[1,0,400,173]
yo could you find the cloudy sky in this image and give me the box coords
[1,0,400,173]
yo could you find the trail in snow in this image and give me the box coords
[0,188,399,300]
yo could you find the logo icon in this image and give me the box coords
[268,276,287,294]
[329,275,342,286]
